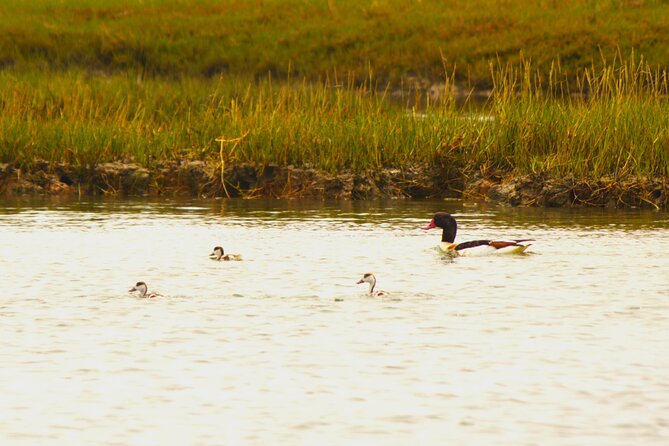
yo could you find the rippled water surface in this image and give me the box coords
[1,198,668,445]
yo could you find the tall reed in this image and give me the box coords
[1,58,669,179]
[483,55,669,178]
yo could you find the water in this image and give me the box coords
[1,198,668,445]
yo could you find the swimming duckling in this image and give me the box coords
[128,281,161,298]
[356,273,389,297]
[209,246,242,261]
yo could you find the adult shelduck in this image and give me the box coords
[356,273,389,297]
[129,281,161,298]
[422,212,533,256]
[209,246,242,261]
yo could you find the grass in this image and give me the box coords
[2,0,669,85]
[2,56,669,180]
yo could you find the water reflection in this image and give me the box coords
[1,197,668,230]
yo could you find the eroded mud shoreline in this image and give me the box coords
[1,161,667,209]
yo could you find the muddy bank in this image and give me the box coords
[465,173,669,209]
[1,160,668,209]
[0,160,462,200]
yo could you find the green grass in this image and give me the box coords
[2,0,669,85]
[2,57,669,179]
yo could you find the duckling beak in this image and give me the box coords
[356,279,364,284]
[421,219,436,230]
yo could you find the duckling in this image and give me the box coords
[128,281,161,298]
[209,246,242,261]
[356,273,389,297]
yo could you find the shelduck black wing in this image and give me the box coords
[454,240,492,251]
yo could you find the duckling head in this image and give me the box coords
[209,246,224,260]
[356,273,377,294]
[129,281,148,297]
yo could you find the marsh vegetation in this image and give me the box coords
[1,0,669,204]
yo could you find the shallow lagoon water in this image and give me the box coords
[1,198,668,445]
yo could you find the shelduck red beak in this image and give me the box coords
[421,219,437,230]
